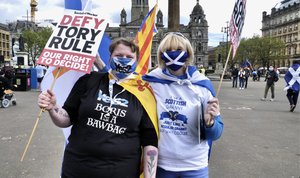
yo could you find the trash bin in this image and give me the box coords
[14,69,31,91]
[30,68,38,90]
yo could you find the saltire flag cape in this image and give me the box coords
[229,0,247,58]
[241,59,252,69]
[143,66,216,160]
[41,0,111,140]
[134,3,158,75]
[284,63,300,91]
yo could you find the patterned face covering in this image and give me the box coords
[110,57,137,79]
[161,50,189,71]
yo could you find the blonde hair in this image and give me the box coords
[157,32,194,68]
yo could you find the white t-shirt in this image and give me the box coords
[150,81,213,171]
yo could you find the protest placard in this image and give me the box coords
[37,10,107,73]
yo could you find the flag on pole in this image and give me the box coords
[134,4,158,75]
[229,0,247,58]
[241,59,252,69]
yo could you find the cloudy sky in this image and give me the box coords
[0,0,280,46]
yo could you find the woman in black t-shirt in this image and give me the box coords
[38,38,158,178]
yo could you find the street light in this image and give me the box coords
[221,21,229,64]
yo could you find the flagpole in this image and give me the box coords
[206,45,232,126]
[20,67,62,162]
[216,45,232,97]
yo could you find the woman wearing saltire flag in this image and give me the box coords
[284,59,300,112]
[38,37,158,178]
[143,32,224,177]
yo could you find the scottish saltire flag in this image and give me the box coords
[284,63,300,91]
[134,4,158,75]
[241,59,252,69]
[229,0,247,58]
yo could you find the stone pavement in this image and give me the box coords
[0,77,299,178]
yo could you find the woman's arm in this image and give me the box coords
[143,145,158,178]
[38,90,71,128]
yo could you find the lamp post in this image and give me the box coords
[221,21,229,65]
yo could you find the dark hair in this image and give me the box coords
[109,38,140,60]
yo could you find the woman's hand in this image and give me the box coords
[204,98,220,127]
[38,90,57,111]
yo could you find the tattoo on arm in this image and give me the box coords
[146,150,157,177]
[53,106,68,118]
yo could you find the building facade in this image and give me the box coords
[105,0,209,68]
[261,0,300,67]
[0,23,12,63]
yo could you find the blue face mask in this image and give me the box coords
[110,57,137,79]
[161,50,189,71]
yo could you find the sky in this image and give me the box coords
[0,0,281,46]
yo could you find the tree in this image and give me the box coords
[234,36,285,68]
[22,27,53,66]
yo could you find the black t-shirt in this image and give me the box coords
[62,72,157,178]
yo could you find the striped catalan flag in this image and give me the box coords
[135,4,158,75]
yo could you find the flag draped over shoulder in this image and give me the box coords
[229,0,247,58]
[134,4,158,75]
[284,63,300,91]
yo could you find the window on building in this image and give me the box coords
[278,28,282,34]
[284,27,287,33]
[288,47,291,55]
[289,25,292,32]
[295,24,298,30]
[289,35,292,42]
[294,45,297,55]
[129,31,134,37]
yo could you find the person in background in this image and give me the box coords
[143,32,223,178]
[284,60,300,112]
[231,66,239,88]
[35,64,47,90]
[252,69,258,81]
[257,69,261,81]
[199,64,206,76]
[244,67,250,88]
[38,38,158,178]
[238,67,246,90]
[1,62,14,89]
[261,66,279,101]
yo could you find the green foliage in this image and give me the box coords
[235,35,285,68]
[22,27,53,65]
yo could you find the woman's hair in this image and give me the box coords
[157,32,194,68]
[109,37,140,60]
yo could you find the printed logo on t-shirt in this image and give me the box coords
[159,96,188,135]
[86,103,128,134]
[97,89,129,107]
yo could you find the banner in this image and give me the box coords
[134,4,157,75]
[229,0,247,58]
[37,10,108,73]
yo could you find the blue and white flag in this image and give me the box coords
[241,59,252,69]
[143,66,215,96]
[284,63,300,91]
